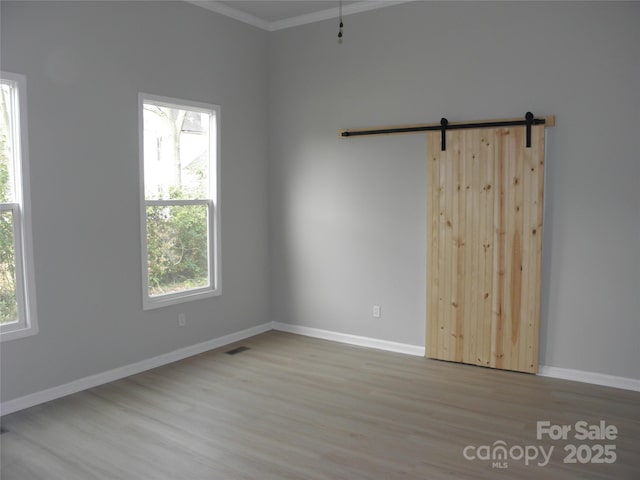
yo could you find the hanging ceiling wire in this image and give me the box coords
[338,0,344,42]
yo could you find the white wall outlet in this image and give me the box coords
[178,313,186,327]
[373,305,381,318]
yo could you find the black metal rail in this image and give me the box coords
[341,112,545,150]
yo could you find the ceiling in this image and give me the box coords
[187,1,412,31]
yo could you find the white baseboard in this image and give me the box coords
[4,321,638,416]
[537,365,640,392]
[0,322,273,416]
[272,322,425,356]
[272,322,639,392]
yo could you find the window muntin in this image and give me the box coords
[139,94,220,309]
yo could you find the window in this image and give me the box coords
[139,94,220,309]
[1,72,38,341]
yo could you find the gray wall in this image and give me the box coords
[269,2,640,378]
[0,1,270,402]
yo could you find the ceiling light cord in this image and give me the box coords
[338,0,344,42]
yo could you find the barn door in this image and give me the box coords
[426,125,545,373]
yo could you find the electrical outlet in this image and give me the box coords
[373,305,381,318]
[178,313,186,327]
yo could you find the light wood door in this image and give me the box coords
[426,126,545,373]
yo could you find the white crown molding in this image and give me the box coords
[185,1,271,30]
[269,0,415,32]
[186,1,415,32]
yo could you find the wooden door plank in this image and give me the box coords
[426,132,439,358]
[491,128,506,369]
[510,127,526,372]
[462,129,477,365]
[453,132,465,362]
[502,127,516,370]
[442,133,454,360]
[479,130,494,368]
[435,132,444,360]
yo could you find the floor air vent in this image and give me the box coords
[225,346,251,355]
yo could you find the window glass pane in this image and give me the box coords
[143,104,210,201]
[0,210,18,325]
[146,204,209,297]
[0,82,16,203]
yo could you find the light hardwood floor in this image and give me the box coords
[1,331,639,479]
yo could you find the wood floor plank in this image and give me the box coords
[2,331,639,479]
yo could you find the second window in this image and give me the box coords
[139,94,220,309]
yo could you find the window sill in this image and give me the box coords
[143,287,221,311]
[1,323,39,342]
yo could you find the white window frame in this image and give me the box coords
[1,72,38,342]
[138,93,221,310]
